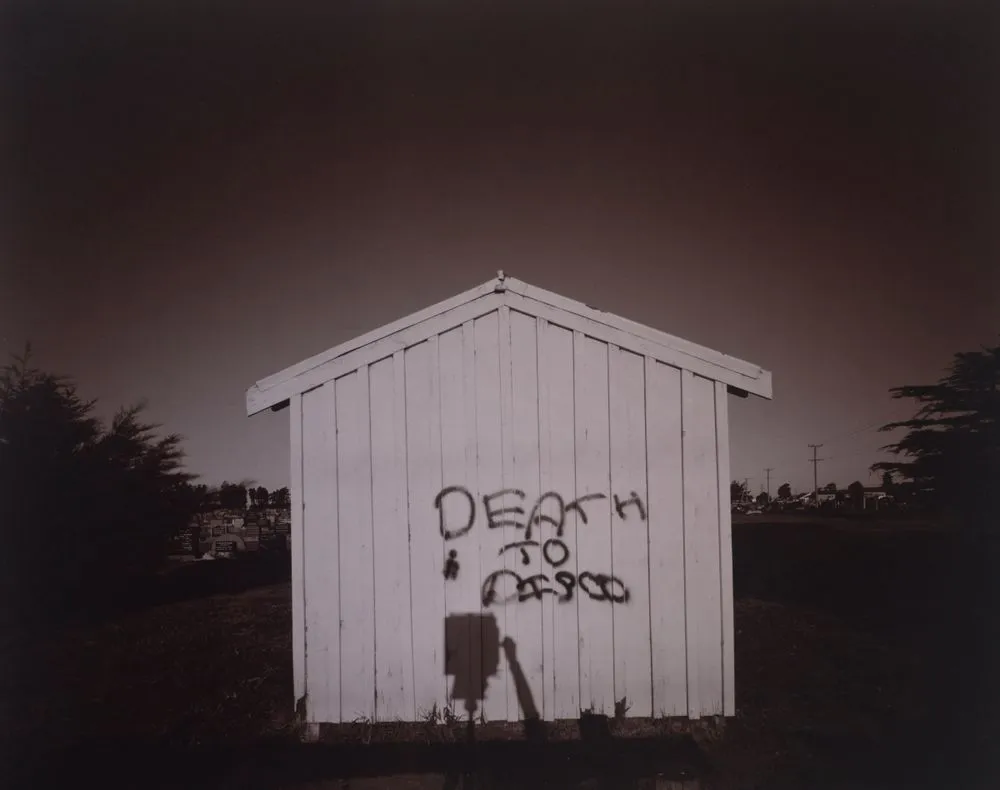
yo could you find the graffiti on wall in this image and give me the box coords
[434,486,645,607]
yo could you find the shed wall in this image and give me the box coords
[294,307,733,723]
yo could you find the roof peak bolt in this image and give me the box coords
[495,270,507,292]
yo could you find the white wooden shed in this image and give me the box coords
[246,273,772,726]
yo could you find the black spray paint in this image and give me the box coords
[480,568,630,606]
[435,486,475,540]
[436,486,643,607]
[613,491,647,522]
[437,486,639,538]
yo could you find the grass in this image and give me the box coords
[1,516,997,788]
[1,583,296,750]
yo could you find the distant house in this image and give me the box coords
[794,487,895,511]
[794,491,841,508]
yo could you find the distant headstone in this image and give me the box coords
[214,539,237,557]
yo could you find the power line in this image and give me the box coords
[829,447,889,460]
[755,418,897,484]
[754,412,900,448]
[813,414,906,447]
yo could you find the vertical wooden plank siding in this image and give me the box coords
[681,371,724,717]
[645,360,687,716]
[394,351,417,720]
[461,321,482,718]
[715,380,736,716]
[336,369,376,720]
[406,338,448,718]
[546,323,581,719]
[508,310,543,720]
[496,305,519,720]
[438,327,477,710]
[301,384,340,722]
[537,317,555,721]
[288,306,742,724]
[371,355,415,721]
[608,346,652,717]
[573,332,615,715]
[289,393,306,707]
[474,313,509,723]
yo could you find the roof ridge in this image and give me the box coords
[246,275,772,415]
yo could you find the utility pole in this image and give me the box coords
[764,467,774,498]
[808,445,825,505]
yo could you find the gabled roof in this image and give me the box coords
[246,272,773,416]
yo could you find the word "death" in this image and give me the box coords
[434,486,647,540]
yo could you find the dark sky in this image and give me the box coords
[2,0,997,494]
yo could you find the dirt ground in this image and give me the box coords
[1,516,997,789]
